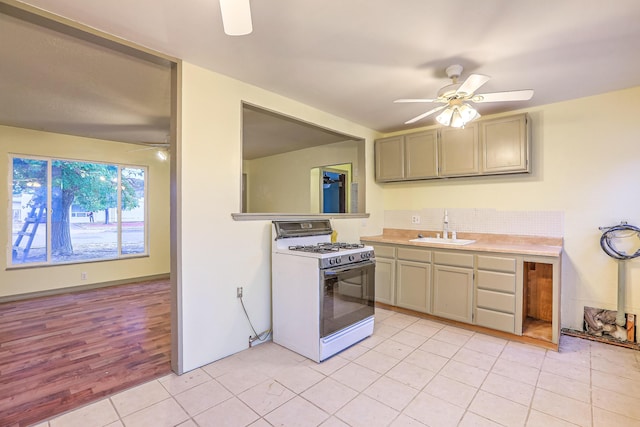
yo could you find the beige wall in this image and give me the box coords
[244,139,361,213]
[0,125,171,298]
[176,62,382,372]
[378,86,640,331]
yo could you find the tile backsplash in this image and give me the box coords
[385,208,564,237]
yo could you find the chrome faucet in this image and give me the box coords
[443,209,449,239]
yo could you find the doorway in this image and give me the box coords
[321,167,347,214]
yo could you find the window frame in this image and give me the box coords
[9,154,149,267]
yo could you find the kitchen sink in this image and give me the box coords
[409,237,476,245]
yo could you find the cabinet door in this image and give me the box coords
[439,125,479,176]
[397,260,431,313]
[432,265,473,323]
[375,136,404,182]
[374,257,396,305]
[405,130,438,179]
[480,114,529,174]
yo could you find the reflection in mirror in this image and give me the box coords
[242,104,365,214]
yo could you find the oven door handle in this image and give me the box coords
[322,260,375,276]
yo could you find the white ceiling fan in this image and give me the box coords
[219,0,253,36]
[395,64,534,127]
[127,139,171,161]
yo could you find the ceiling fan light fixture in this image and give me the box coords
[435,106,454,126]
[219,0,253,36]
[436,103,480,128]
[396,64,533,127]
[458,103,480,124]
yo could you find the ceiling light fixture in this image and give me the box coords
[156,150,168,161]
[219,0,253,36]
[435,100,480,128]
[396,64,533,127]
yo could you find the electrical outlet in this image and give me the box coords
[411,215,421,224]
[237,287,243,298]
[81,272,87,280]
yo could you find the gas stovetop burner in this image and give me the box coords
[336,242,366,250]
[288,244,339,254]
[288,242,365,253]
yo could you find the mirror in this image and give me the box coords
[242,104,365,214]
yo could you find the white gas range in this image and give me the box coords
[271,220,375,362]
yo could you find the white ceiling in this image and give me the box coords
[0,5,172,145]
[4,0,640,150]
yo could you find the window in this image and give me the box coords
[10,156,147,266]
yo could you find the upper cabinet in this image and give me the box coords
[439,125,480,177]
[374,135,404,182]
[375,130,438,182]
[480,114,530,174]
[405,131,438,179]
[375,113,530,182]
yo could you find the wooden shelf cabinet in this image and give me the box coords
[522,260,558,343]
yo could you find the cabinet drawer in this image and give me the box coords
[477,270,516,293]
[397,247,431,262]
[433,251,474,268]
[477,255,516,273]
[477,289,515,313]
[476,308,515,333]
[373,245,396,259]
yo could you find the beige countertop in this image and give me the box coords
[360,228,563,258]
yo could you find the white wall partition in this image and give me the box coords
[176,62,381,372]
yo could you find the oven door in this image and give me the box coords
[320,260,375,338]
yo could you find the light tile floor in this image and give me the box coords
[35,308,640,427]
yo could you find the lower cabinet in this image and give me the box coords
[372,245,396,305]
[396,247,432,313]
[433,264,474,323]
[365,240,559,347]
[475,255,519,333]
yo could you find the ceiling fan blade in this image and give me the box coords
[472,89,534,103]
[394,98,439,103]
[219,0,253,35]
[456,74,491,96]
[405,105,447,124]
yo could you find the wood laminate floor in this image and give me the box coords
[0,279,171,427]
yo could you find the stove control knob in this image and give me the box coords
[329,258,335,265]
[348,255,355,262]
[335,257,341,264]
